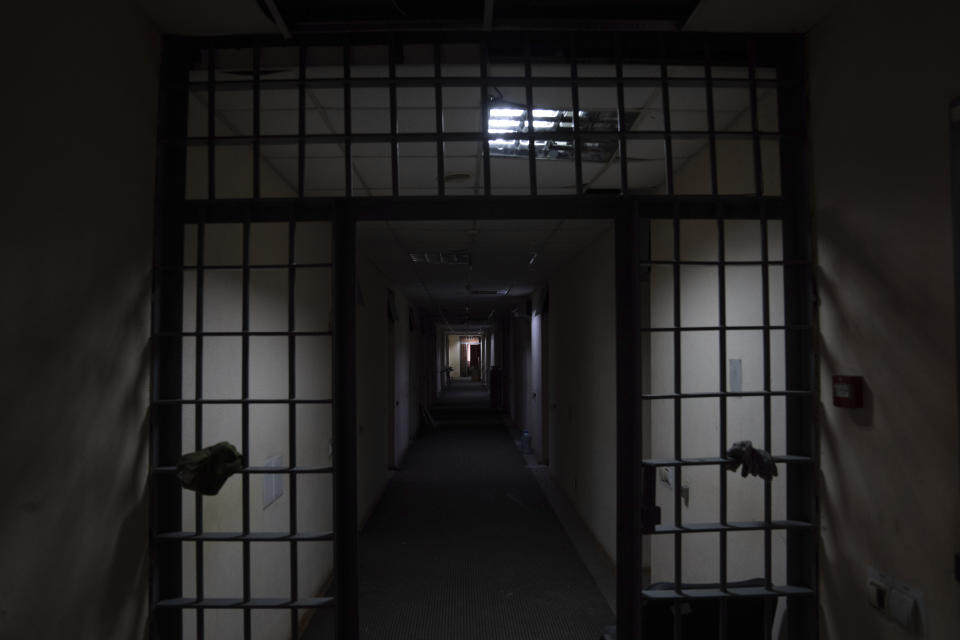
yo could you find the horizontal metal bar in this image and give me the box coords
[174,130,785,147]
[641,390,813,400]
[154,399,333,405]
[175,76,782,91]
[161,264,333,271]
[156,597,334,609]
[155,531,334,541]
[641,586,814,601]
[157,331,333,338]
[638,325,810,333]
[153,466,334,475]
[650,520,813,535]
[172,196,799,225]
[641,260,808,267]
[641,455,813,467]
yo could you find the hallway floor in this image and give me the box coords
[355,380,614,639]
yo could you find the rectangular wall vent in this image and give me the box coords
[409,250,471,265]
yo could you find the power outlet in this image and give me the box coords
[867,567,927,636]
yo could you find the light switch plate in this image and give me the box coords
[263,455,284,509]
[729,359,743,393]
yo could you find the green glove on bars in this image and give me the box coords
[176,442,244,495]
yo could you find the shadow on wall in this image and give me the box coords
[0,267,153,639]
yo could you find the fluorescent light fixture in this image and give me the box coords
[486,100,638,163]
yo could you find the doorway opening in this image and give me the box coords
[352,217,617,639]
[149,31,814,640]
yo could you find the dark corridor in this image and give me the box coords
[343,380,612,639]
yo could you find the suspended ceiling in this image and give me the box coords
[357,219,612,329]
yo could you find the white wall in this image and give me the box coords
[0,2,159,638]
[547,227,618,560]
[181,222,334,639]
[392,292,412,465]
[528,308,546,462]
[447,333,462,378]
[808,0,960,636]
[646,219,787,585]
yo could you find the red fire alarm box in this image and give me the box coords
[833,375,864,408]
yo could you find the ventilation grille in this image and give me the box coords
[409,250,471,265]
[470,289,509,296]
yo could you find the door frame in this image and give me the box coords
[150,30,814,640]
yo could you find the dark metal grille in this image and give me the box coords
[152,31,815,640]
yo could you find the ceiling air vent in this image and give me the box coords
[408,250,471,265]
[470,289,510,296]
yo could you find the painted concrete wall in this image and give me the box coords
[356,257,390,524]
[808,0,960,637]
[646,219,787,585]
[547,227,618,560]
[528,308,546,462]
[392,292,412,465]
[510,316,532,435]
[447,334,462,378]
[0,2,160,638]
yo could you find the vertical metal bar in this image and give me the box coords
[434,42,445,197]
[207,48,216,203]
[951,98,960,509]
[659,38,675,196]
[241,220,252,639]
[243,46,259,640]
[152,38,189,640]
[749,42,765,197]
[334,203,359,640]
[253,47,261,203]
[291,46,305,623]
[778,37,818,639]
[616,35,629,195]
[198,50,213,639]
[344,41,353,197]
[672,211,682,640]
[195,219,205,640]
[389,36,400,197]
[615,204,644,640]
[288,217,299,636]
[299,45,307,200]
[481,41,491,196]
[570,35,583,196]
[524,36,537,196]
[749,45,774,622]
[705,41,729,640]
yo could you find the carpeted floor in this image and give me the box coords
[305,380,614,639]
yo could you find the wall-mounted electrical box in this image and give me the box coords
[833,375,864,408]
[866,567,927,636]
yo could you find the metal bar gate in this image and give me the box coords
[151,30,815,640]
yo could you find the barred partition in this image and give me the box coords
[152,31,814,640]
